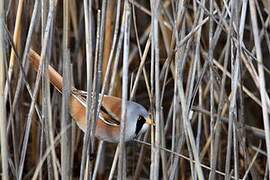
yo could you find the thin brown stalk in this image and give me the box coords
[4,0,24,100]
[102,0,115,79]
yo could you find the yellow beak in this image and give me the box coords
[146,117,155,126]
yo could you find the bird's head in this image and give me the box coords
[127,101,154,138]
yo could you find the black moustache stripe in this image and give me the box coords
[135,116,146,135]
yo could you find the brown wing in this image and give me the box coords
[101,96,122,123]
[71,89,121,126]
[28,49,122,132]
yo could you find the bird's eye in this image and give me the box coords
[135,115,146,135]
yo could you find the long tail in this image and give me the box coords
[28,49,63,93]
[28,49,87,131]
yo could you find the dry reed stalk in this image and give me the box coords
[61,0,72,178]
[0,1,9,179]
[79,0,94,178]
[40,1,59,180]
[249,0,270,177]
[118,2,131,179]
[4,0,24,101]
[17,1,57,177]
[102,0,115,79]
[3,0,270,179]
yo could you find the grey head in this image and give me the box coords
[125,101,151,141]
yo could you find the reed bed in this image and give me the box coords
[1,0,270,179]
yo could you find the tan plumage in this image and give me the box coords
[28,49,153,143]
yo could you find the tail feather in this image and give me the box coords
[28,49,63,93]
[28,49,87,131]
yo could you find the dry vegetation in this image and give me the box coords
[1,0,270,179]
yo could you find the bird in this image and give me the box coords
[28,49,153,143]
